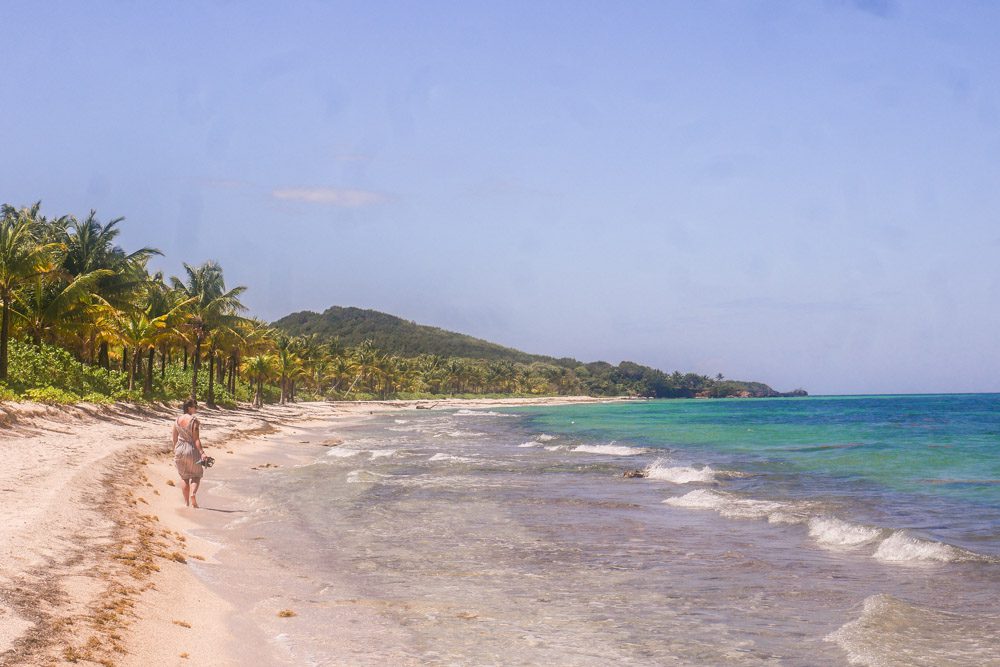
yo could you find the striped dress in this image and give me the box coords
[173,416,204,482]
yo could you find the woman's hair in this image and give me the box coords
[182,398,198,414]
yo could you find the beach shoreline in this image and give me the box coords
[0,395,623,666]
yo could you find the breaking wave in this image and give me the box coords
[644,459,719,484]
[664,490,990,565]
[872,532,971,564]
[368,449,398,459]
[808,517,881,547]
[429,453,473,463]
[326,448,364,458]
[826,594,1000,666]
[663,489,794,520]
[571,443,646,456]
[454,409,515,417]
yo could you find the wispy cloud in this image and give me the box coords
[271,187,386,207]
[842,0,895,18]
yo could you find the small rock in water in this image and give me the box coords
[623,469,646,479]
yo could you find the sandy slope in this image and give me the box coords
[0,396,622,666]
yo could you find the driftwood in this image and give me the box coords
[415,402,439,410]
[622,469,646,479]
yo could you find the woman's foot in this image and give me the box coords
[191,495,199,509]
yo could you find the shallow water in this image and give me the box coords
[195,397,1000,666]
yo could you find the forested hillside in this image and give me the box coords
[273,307,560,364]
[272,307,807,399]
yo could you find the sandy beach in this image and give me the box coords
[0,396,621,667]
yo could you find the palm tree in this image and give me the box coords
[171,261,246,402]
[349,339,380,396]
[243,354,277,407]
[96,295,194,392]
[61,211,160,366]
[274,335,298,403]
[0,204,62,379]
[14,269,112,346]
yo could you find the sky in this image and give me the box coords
[1,0,999,395]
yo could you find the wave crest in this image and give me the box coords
[808,517,881,547]
[572,443,646,456]
[644,459,719,484]
[872,532,967,564]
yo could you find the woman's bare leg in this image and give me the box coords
[181,479,191,506]
[190,479,200,508]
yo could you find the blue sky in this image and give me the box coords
[2,1,999,394]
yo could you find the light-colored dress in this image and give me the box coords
[174,416,204,482]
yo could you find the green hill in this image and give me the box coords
[271,306,806,399]
[272,307,568,365]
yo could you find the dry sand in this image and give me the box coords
[0,396,624,666]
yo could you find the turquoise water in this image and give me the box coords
[511,394,1000,555]
[192,398,1000,665]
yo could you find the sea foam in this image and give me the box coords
[368,449,398,459]
[572,443,645,456]
[807,517,881,547]
[872,532,965,564]
[429,453,473,463]
[326,448,364,458]
[664,489,795,521]
[644,459,718,484]
[455,409,514,417]
[826,594,1000,667]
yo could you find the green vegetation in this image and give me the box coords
[272,310,807,399]
[0,200,804,405]
[274,307,558,363]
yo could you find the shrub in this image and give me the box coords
[111,389,145,403]
[23,387,82,404]
[80,392,114,404]
[8,341,126,396]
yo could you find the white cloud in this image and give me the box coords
[271,187,386,207]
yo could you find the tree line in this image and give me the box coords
[0,202,803,406]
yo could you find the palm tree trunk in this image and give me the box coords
[127,349,135,391]
[98,341,109,369]
[183,346,188,371]
[145,347,155,396]
[160,344,167,380]
[207,349,216,406]
[0,297,9,381]
[191,338,201,399]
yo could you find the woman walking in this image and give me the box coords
[172,398,207,508]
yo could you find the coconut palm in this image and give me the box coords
[14,269,112,346]
[170,261,246,401]
[0,204,63,379]
[96,294,195,393]
[243,354,277,407]
[274,335,299,403]
[61,211,161,366]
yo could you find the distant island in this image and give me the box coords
[273,306,808,400]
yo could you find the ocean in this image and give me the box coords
[194,395,1000,666]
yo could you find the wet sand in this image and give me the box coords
[0,396,620,666]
